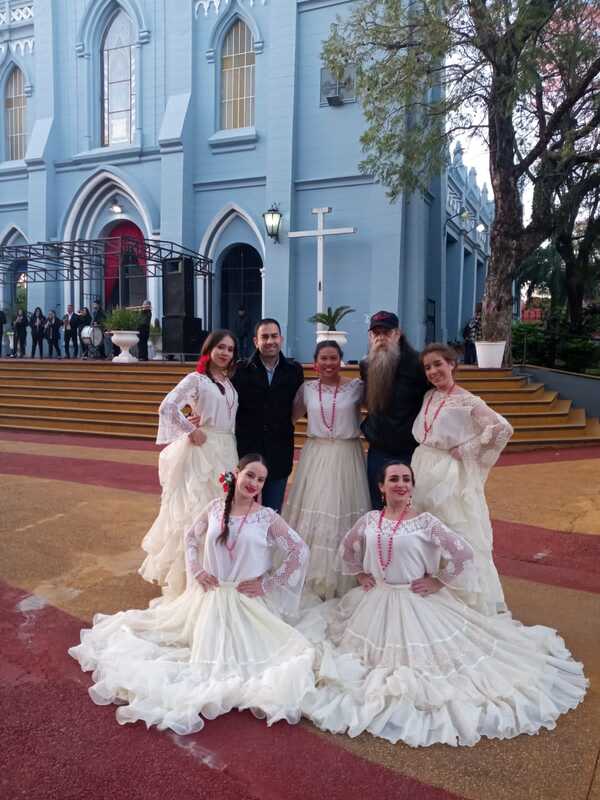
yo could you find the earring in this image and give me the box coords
[381,493,386,506]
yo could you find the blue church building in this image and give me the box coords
[0,0,493,361]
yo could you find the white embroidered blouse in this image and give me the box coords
[184,498,309,617]
[339,510,479,593]
[293,378,364,439]
[412,388,513,470]
[156,372,238,444]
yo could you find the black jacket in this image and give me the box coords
[360,339,429,456]
[233,351,304,479]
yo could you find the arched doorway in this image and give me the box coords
[220,244,262,343]
[104,221,147,309]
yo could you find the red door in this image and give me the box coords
[104,221,146,308]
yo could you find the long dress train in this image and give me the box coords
[139,371,238,598]
[70,498,315,736]
[301,511,587,747]
[411,388,513,615]
[283,379,370,598]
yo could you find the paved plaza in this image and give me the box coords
[1,431,599,800]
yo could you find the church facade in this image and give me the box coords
[0,0,492,361]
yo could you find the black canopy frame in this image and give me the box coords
[0,236,213,327]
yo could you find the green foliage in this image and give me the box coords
[307,305,355,330]
[558,338,599,373]
[104,307,142,331]
[511,322,546,364]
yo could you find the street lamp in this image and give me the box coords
[262,204,282,243]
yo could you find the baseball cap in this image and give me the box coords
[368,310,399,331]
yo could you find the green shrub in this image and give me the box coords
[104,307,142,331]
[558,338,599,373]
[511,322,546,364]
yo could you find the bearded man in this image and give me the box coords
[360,311,429,508]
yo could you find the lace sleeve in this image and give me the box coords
[427,515,479,593]
[292,383,307,423]
[338,514,369,575]
[457,399,513,470]
[184,502,215,578]
[156,372,198,444]
[261,513,309,617]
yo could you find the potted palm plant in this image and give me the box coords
[308,305,355,346]
[104,307,142,363]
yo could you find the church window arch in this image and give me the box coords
[220,19,255,130]
[5,66,27,160]
[101,9,136,146]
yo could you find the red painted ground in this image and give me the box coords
[496,446,600,467]
[0,582,462,800]
[0,429,161,451]
[0,451,160,494]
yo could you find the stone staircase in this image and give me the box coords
[0,359,599,449]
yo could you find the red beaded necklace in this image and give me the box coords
[223,499,254,560]
[318,379,339,436]
[422,383,457,443]
[376,505,410,571]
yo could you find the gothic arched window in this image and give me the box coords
[102,10,135,146]
[220,19,255,130]
[5,67,26,160]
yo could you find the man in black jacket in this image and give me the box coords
[233,318,304,512]
[360,310,429,509]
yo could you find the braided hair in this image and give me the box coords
[217,453,267,546]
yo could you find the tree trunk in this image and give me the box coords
[564,257,584,333]
[481,224,518,366]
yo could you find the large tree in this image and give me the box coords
[323,0,600,350]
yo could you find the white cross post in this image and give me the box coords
[288,207,357,328]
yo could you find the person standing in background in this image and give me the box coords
[12,309,27,357]
[463,303,482,365]
[45,310,63,358]
[30,307,46,359]
[0,308,6,357]
[63,304,80,359]
[138,300,152,361]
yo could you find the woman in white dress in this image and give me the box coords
[69,455,316,736]
[139,330,239,599]
[302,461,587,747]
[282,340,370,599]
[411,343,513,615]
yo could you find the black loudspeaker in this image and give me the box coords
[162,257,195,317]
[162,316,208,357]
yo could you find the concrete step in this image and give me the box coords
[0,392,160,414]
[0,402,157,426]
[0,412,156,438]
[0,374,179,392]
[0,384,166,403]
[508,418,600,447]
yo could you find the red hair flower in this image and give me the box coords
[196,354,210,374]
[218,471,234,493]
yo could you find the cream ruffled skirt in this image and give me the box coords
[411,444,505,615]
[283,438,371,599]
[69,582,316,736]
[139,429,238,598]
[301,583,587,747]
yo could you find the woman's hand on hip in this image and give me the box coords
[411,575,443,597]
[357,572,376,592]
[188,428,207,446]
[196,571,219,591]
[237,577,266,598]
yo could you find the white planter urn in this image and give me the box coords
[475,340,506,368]
[111,330,140,363]
[316,330,348,347]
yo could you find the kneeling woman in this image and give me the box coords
[69,455,315,736]
[303,462,587,747]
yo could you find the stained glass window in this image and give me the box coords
[221,20,255,130]
[5,67,26,160]
[102,10,135,146]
